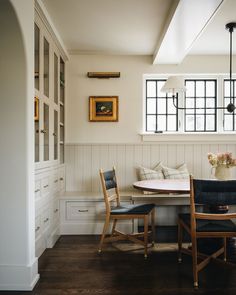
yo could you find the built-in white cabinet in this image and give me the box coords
[59,193,133,235]
[34,6,67,257]
[34,14,65,168]
[35,166,65,257]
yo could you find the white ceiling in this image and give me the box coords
[42,0,236,63]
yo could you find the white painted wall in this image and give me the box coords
[66,54,232,143]
[0,0,38,290]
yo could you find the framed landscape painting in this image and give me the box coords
[89,96,118,122]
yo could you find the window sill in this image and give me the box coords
[140,132,236,143]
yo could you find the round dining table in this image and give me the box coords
[133,179,190,194]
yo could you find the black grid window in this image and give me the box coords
[224,79,236,131]
[184,80,217,132]
[146,80,178,132]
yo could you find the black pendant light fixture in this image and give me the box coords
[161,22,236,113]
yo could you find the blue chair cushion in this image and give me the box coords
[179,213,236,232]
[111,203,155,215]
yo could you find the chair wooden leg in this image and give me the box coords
[98,216,110,253]
[178,220,183,263]
[144,215,148,259]
[151,208,155,246]
[111,219,117,235]
[224,237,227,262]
[192,235,198,288]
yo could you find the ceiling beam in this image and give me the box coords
[153,0,225,65]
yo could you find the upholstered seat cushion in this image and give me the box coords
[111,203,155,215]
[179,213,236,232]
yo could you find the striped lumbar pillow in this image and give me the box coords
[162,163,189,179]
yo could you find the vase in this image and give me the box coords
[214,165,231,180]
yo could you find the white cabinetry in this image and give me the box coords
[60,192,133,235]
[35,166,65,257]
[34,4,67,257]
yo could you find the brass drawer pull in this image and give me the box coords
[54,209,59,213]
[40,129,47,134]
[60,177,64,181]
[34,189,40,193]
[44,218,49,223]
[78,209,89,213]
[54,180,58,183]
[53,132,57,136]
[35,226,40,232]
[43,184,49,188]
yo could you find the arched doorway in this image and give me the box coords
[0,0,38,290]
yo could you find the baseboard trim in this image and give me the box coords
[0,258,39,291]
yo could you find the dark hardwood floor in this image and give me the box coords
[1,235,236,295]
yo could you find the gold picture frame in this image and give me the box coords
[34,96,39,121]
[89,96,118,122]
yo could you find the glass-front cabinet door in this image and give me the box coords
[43,37,49,98]
[60,57,65,164]
[34,24,40,90]
[43,103,49,161]
[54,53,58,104]
[54,110,58,160]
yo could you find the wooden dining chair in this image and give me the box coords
[98,166,155,258]
[178,176,236,288]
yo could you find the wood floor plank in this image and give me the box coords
[1,235,236,294]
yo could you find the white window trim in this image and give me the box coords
[143,74,236,140]
[140,132,236,143]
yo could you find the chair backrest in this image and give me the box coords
[99,167,121,214]
[191,177,236,206]
[190,176,236,220]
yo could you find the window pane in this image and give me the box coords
[196,98,205,114]
[167,116,176,131]
[206,115,215,131]
[186,81,194,97]
[224,115,233,131]
[157,99,166,114]
[157,81,166,97]
[147,81,156,97]
[206,81,215,97]
[146,115,156,131]
[185,98,194,114]
[147,99,156,114]
[185,115,194,131]
[157,115,166,131]
[206,98,215,114]
[196,98,204,108]
[196,115,204,131]
[196,81,204,97]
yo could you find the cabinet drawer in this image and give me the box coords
[34,180,41,200]
[52,172,59,194]
[53,199,59,221]
[41,177,50,196]
[42,207,50,231]
[59,169,65,191]
[66,201,103,220]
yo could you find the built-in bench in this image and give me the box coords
[59,191,190,236]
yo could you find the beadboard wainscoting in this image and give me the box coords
[65,142,236,192]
